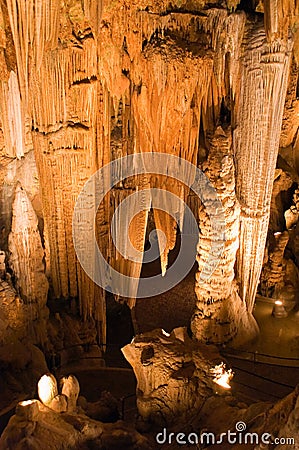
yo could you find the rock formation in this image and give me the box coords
[0,0,299,424]
[0,372,151,450]
[122,327,299,448]
[2,365,299,449]
[122,327,223,426]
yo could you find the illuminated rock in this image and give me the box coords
[210,362,234,391]
[272,300,288,319]
[8,185,48,307]
[48,395,68,413]
[122,327,222,426]
[15,400,41,422]
[0,404,151,450]
[60,375,80,412]
[192,127,259,345]
[0,2,298,428]
[37,374,58,407]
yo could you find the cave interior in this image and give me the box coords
[0,0,299,449]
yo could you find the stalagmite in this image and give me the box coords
[122,327,220,426]
[1,3,299,448]
[60,375,80,412]
[38,374,58,406]
[191,127,258,345]
[260,231,289,298]
[8,184,48,306]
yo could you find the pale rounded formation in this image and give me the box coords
[37,373,80,413]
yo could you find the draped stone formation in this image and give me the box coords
[0,0,298,349]
[234,20,292,314]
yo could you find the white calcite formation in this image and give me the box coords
[37,373,58,407]
[38,373,80,414]
[0,0,298,352]
[234,20,292,314]
[191,126,258,345]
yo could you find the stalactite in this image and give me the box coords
[129,35,213,276]
[83,0,103,36]
[263,0,295,42]
[28,25,106,342]
[8,184,48,305]
[2,0,297,350]
[234,20,292,313]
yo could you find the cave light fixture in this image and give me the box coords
[272,300,288,318]
[210,362,234,390]
[19,400,37,406]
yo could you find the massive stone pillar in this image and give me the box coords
[4,0,107,343]
[233,20,292,313]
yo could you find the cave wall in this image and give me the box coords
[0,0,298,349]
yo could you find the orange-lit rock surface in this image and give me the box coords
[0,0,298,376]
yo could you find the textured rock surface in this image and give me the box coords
[234,19,292,314]
[60,374,80,412]
[37,374,58,407]
[122,327,223,426]
[0,403,151,450]
[260,231,290,298]
[191,127,258,345]
[8,185,48,306]
[0,0,298,358]
[0,371,148,449]
[123,327,299,447]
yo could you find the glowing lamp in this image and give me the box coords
[272,300,288,318]
[162,329,170,337]
[210,363,234,390]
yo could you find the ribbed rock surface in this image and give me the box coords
[8,185,48,306]
[191,127,258,344]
